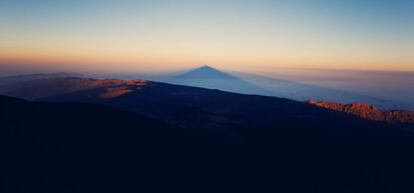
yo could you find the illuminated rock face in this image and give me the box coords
[308,100,414,124]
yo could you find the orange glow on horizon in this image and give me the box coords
[1,1,412,73]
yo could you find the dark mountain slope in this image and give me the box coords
[0,95,241,192]
[3,86,414,193]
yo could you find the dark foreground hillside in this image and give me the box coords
[2,95,414,192]
[0,96,230,192]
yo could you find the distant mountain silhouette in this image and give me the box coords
[308,100,414,124]
[0,73,83,99]
[0,77,148,100]
[0,72,81,85]
[167,65,274,96]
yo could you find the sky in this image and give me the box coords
[0,0,413,73]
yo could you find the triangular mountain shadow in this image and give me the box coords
[167,66,406,111]
[167,65,274,96]
[172,65,236,79]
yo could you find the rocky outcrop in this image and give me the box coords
[384,110,414,124]
[308,100,414,124]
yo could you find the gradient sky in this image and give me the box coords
[0,0,413,73]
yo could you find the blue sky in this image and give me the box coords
[0,0,413,72]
